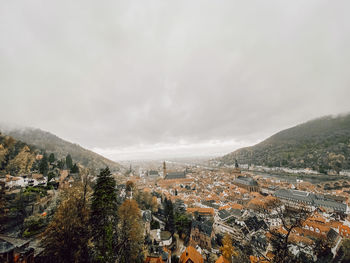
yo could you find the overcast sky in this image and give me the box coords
[1,0,350,161]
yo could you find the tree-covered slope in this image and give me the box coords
[218,114,350,173]
[0,132,38,175]
[0,127,121,172]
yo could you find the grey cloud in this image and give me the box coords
[1,0,350,159]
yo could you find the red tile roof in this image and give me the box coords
[180,246,204,263]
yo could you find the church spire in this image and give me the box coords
[163,161,166,177]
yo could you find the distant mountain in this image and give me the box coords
[217,114,350,174]
[0,126,122,173]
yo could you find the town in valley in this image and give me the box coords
[1,1,350,262]
[2,143,350,262]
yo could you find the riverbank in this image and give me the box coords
[245,169,348,184]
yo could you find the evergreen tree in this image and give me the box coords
[48,153,55,164]
[90,167,118,263]
[66,154,73,169]
[71,163,79,173]
[39,153,49,175]
[164,198,175,235]
[57,159,65,169]
[47,172,55,183]
[174,213,191,239]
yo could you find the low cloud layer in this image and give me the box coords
[1,1,350,160]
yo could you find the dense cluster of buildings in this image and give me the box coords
[0,167,87,263]
[2,158,350,262]
[274,189,347,213]
[132,161,350,262]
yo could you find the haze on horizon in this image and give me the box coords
[1,1,350,161]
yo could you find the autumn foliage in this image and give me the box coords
[220,234,238,261]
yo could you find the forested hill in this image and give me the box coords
[218,114,350,173]
[0,133,37,175]
[0,127,122,173]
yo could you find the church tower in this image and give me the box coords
[163,161,167,178]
